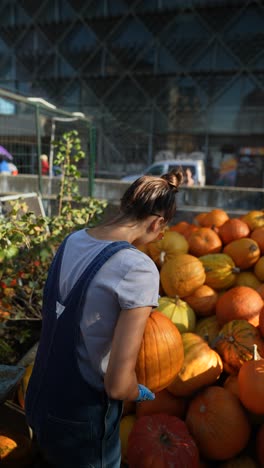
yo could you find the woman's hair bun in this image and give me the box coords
[161,169,184,192]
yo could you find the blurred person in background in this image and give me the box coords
[0,156,11,174]
[40,154,49,175]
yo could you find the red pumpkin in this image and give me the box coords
[135,311,184,392]
[215,286,264,327]
[185,386,251,461]
[127,414,200,468]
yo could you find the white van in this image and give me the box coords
[121,159,206,186]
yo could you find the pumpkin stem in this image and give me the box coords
[232,267,240,273]
[160,432,171,446]
[252,343,261,361]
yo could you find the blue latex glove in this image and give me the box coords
[135,384,155,402]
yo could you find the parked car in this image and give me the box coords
[121,159,206,186]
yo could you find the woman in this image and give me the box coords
[25,169,183,468]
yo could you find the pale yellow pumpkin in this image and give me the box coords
[241,210,264,230]
[157,296,196,333]
[235,271,262,290]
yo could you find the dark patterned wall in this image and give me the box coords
[0,0,264,182]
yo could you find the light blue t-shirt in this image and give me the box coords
[59,229,160,390]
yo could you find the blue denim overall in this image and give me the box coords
[25,234,132,468]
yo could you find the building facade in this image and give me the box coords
[0,0,264,184]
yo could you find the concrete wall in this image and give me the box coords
[0,174,263,217]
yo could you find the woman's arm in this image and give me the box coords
[104,306,152,401]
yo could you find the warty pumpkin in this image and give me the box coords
[215,286,264,327]
[127,414,200,468]
[135,311,184,393]
[167,332,223,397]
[213,319,264,375]
[223,238,260,270]
[136,388,186,420]
[184,284,218,317]
[238,344,264,414]
[199,253,240,290]
[188,227,222,257]
[241,210,264,230]
[157,295,196,333]
[147,230,188,268]
[217,218,250,245]
[160,253,206,297]
[185,386,251,461]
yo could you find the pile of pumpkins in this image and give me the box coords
[120,208,264,467]
[16,208,264,467]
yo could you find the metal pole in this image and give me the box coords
[89,124,96,197]
[35,104,43,194]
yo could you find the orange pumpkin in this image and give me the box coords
[199,253,240,290]
[169,221,198,240]
[217,218,250,245]
[167,332,223,397]
[241,210,264,230]
[254,256,264,282]
[147,230,188,268]
[238,344,264,414]
[185,386,251,461]
[223,374,239,399]
[213,319,264,375]
[135,311,184,393]
[160,254,206,298]
[199,209,229,228]
[0,433,32,466]
[127,414,200,468]
[215,286,264,327]
[223,238,260,270]
[250,227,264,254]
[184,284,218,317]
[193,212,207,226]
[136,388,186,419]
[188,227,222,257]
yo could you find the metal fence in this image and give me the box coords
[0,88,96,196]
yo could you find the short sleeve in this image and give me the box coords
[116,252,160,310]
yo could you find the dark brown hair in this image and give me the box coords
[120,169,183,223]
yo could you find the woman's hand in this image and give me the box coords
[104,306,152,401]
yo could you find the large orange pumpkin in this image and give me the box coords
[160,254,206,297]
[215,286,264,327]
[135,311,184,392]
[250,227,264,254]
[199,253,240,290]
[238,344,264,414]
[147,231,188,268]
[241,210,264,230]
[188,227,222,257]
[217,218,250,245]
[223,238,260,270]
[184,284,218,317]
[185,386,251,461]
[213,319,264,375]
[136,388,186,420]
[127,414,200,468]
[167,332,223,397]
